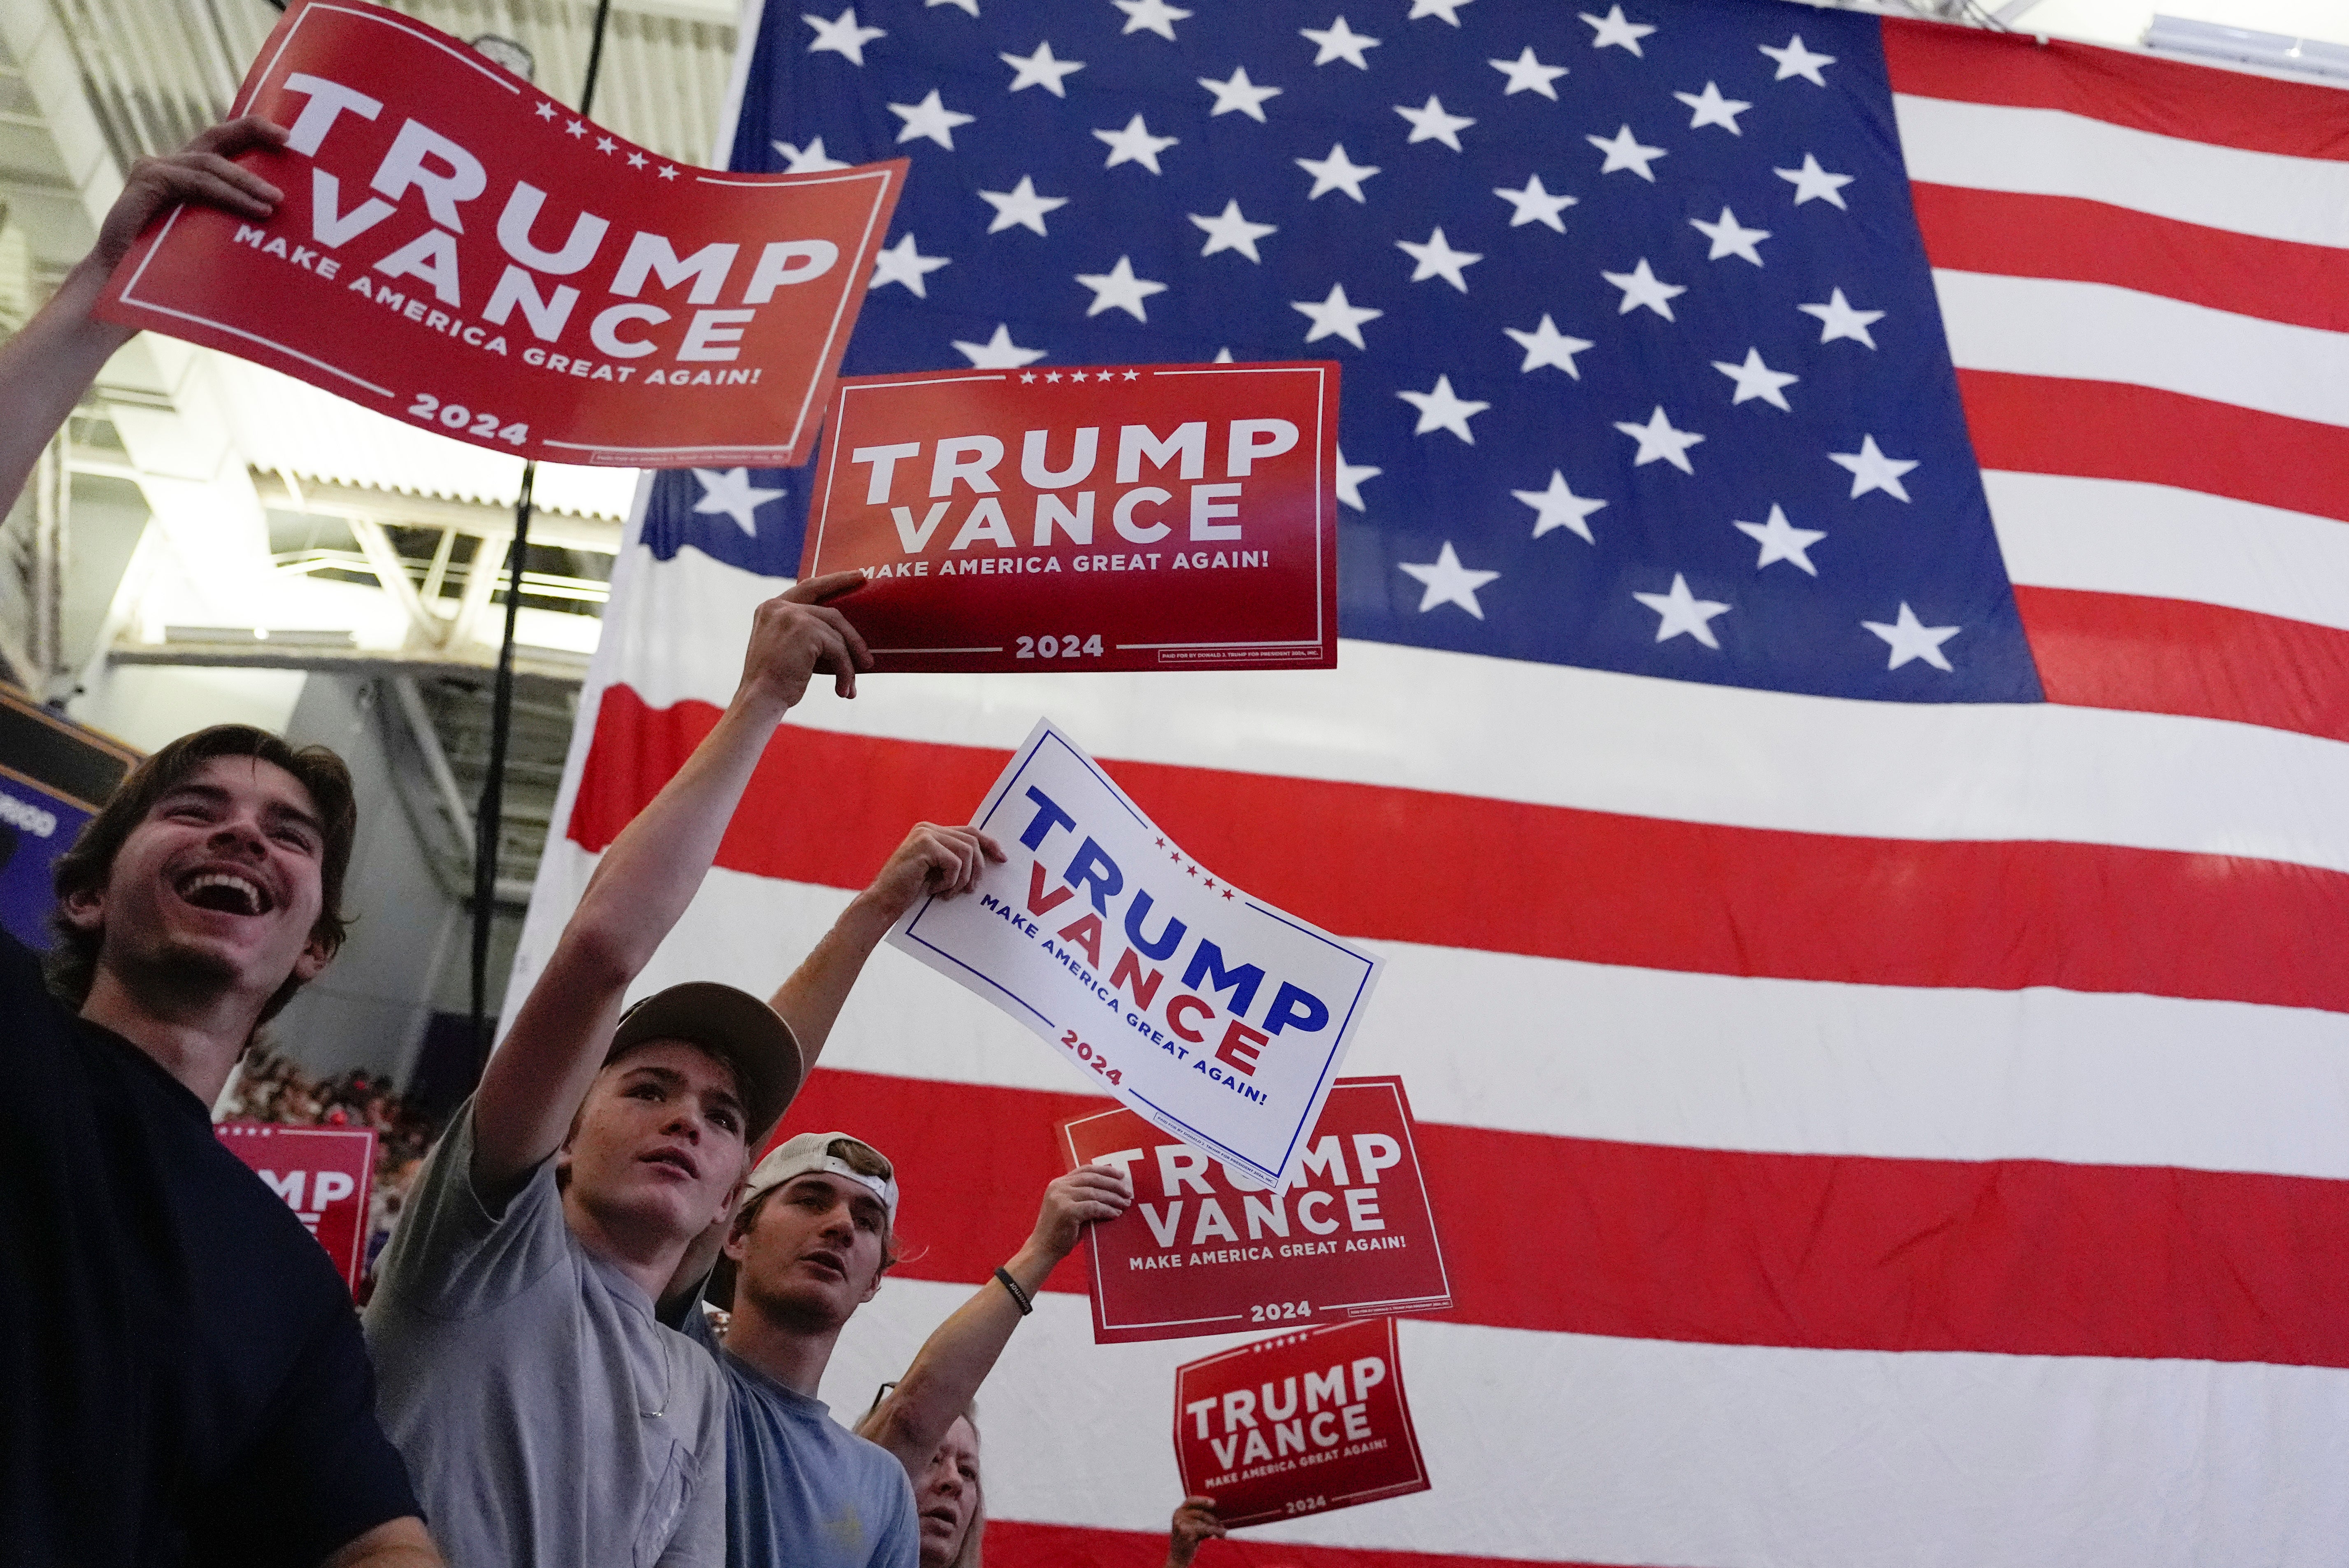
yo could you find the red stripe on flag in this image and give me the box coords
[2016,585,2349,743]
[1956,370,2349,526]
[1883,17,2349,162]
[791,1066,2349,1370]
[574,686,2349,1014]
[1912,184,2349,334]
[984,1520,1639,1568]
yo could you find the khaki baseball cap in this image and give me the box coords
[607,982,804,1144]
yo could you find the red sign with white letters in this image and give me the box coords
[97,0,902,467]
[215,1121,376,1298]
[1174,1316,1430,1527]
[1061,1077,1451,1345]
[798,361,1340,671]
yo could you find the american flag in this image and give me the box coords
[513,1,2349,1563]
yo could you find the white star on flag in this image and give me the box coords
[1398,228,1482,292]
[1863,603,1961,670]
[1074,256,1167,320]
[1581,5,1656,54]
[1334,449,1381,511]
[927,0,978,14]
[1515,471,1607,542]
[1602,258,1685,319]
[1799,288,1884,348]
[888,89,972,149]
[1398,375,1490,443]
[1689,207,1770,265]
[1395,96,1475,151]
[1614,406,1705,472]
[1506,314,1594,376]
[1113,0,1190,39]
[1776,153,1854,208]
[1191,200,1277,261]
[1830,435,1918,501]
[1761,34,1837,85]
[953,324,1048,368]
[1489,47,1568,98]
[1633,573,1730,647]
[870,233,950,295]
[1296,144,1380,200]
[1399,542,1499,617]
[804,8,885,65]
[1494,176,1577,231]
[1200,66,1283,121]
[1713,348,1799,410]
[1587,124,1668,181]
[1302,17,1380,67]
[1292,282,1383,348]
[1095,114,1178,173]
[1674,81,1751,133]
[1407,0,1475,27]
[692,468,785,536]
[1001,41,1084,95]
[1734,503,1826,575]
[979,177,1068,235]
[772,137,851,172]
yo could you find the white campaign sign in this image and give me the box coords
[888,719,1382,1186]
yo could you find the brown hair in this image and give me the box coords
[47,724,358,1026]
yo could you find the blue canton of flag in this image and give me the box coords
[642,0,2044,705]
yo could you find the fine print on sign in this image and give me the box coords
[97,0,902,467]
[1174,1317,1430,1527]
[800,361,1341,672]
[886,719,1380,1189]
[215,1121,376,1298]
[1061,1077,1452,1345]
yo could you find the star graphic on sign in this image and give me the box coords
[535,101,556,120]
[1095,114,1179,173]
[1506,314,1594,376]
[1776,153,1853,208]
[1633,574,1730,648]
[890,89,973,149]
[1335,448,1380,511]
[1200,66,1282,121]
[1690,206,1769,265]
[1191,200,1277,261]
[1580,5,1656,54]
[1586,124,1666,181]
[1514,471,1607,543]
[1296,143,1379,201]
[565,119,587,138]
[1734,504,1825,575]
[691,468,784,536]
[1001,40,1084,95]
[1674,81,1751,133]
[1292,282,1383,348]
[774,137,851,172]
[1020,373,1036,383]
[627,150,649,169]
[1613,406,1705,472]
[1123,370,1139,379]
[1114,0,1191,40]
[1221,889,1234,900]
[1395,95,1475,151]
[1044,371,1062,382]
[1601,258,1684,319]
[1799,288,1884,347]
[979,176,1068,235]
[1761,34,1836,85]
[1075,256,1167,321]
[871,233,951,296]
[596,136,616,154]
[1489,47,1567,98]
[657,165,679,180]
[1494,175,1576,232]
[1408,0,1474,25]
[1398,227,1481,292]
[1864,603,1961,670]
[1302,16,1380,67]
[1398,542,1499,618]
[805,7,885,65]
[1830,436,1918,500]
[944,322,1047,369]
[928,0,979,14]
[1398,375,1489,443]
[1713,347,1798,410]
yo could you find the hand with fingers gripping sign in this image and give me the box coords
[738,569,877,712]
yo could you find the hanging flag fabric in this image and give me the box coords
[513,2,2349,1563]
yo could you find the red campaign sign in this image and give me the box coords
[798,361,1340,672]
[1174,1316,1430,1527]
[97,0,902,467]
[215,1121,376,1298]
[1061,1077,1451,1345]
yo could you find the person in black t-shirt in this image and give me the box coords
[1,720,440,1566]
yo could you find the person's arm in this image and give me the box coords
[0,116,284,511]
[767,821,1001,1068]
[1163,1497,1226,1568]
[860,1163,1133,1475]
[320,1517,443,1568]
[470,574,870,1196]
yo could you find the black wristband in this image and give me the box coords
[993,1265,1034,1316]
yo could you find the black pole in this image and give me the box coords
[580,0,617,116]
